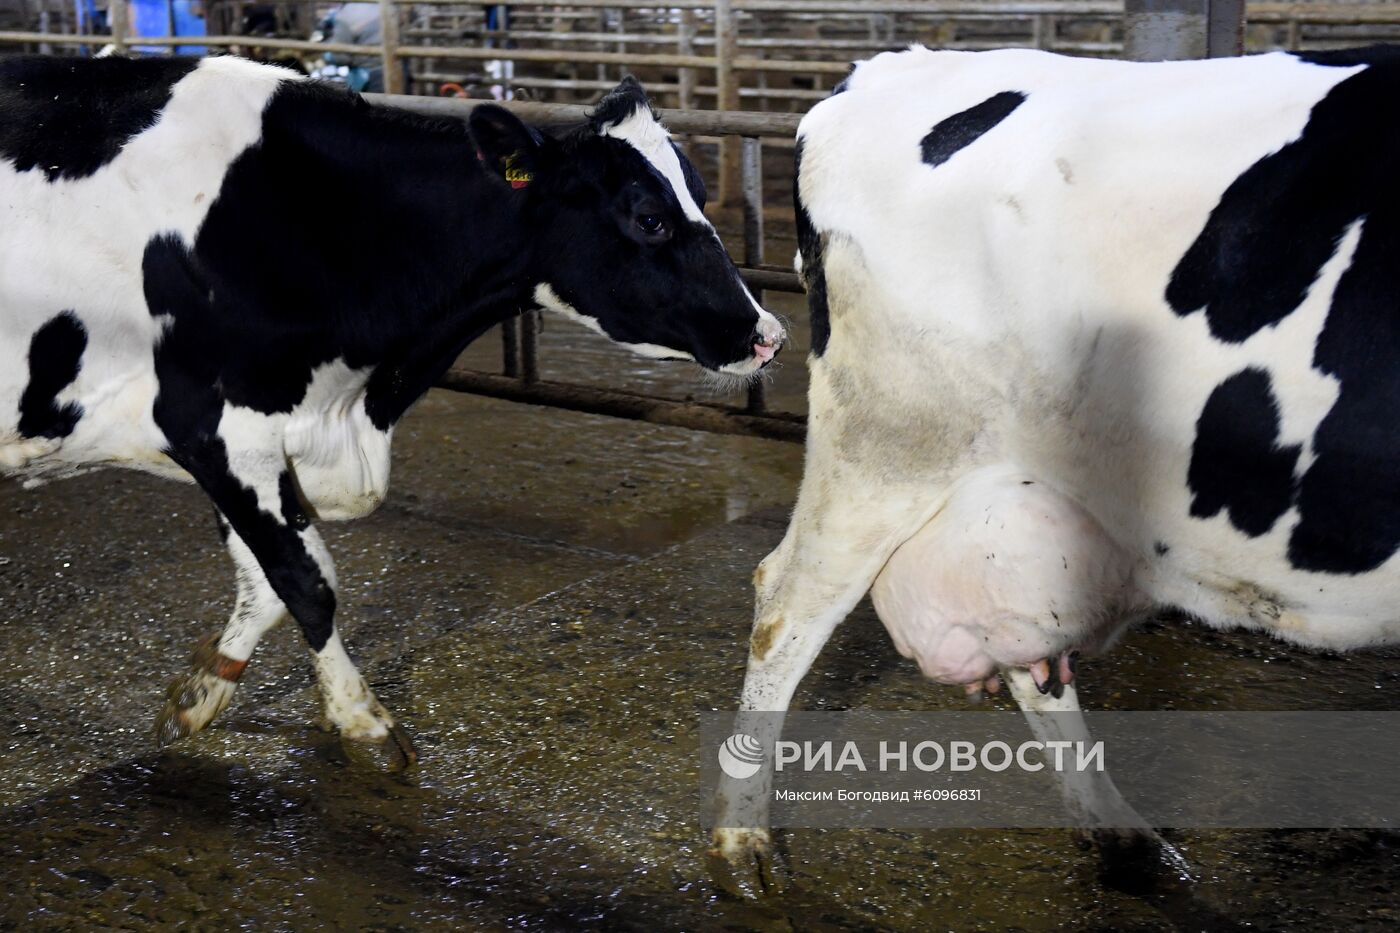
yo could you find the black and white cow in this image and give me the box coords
[713,44,1400,874]
[0,55,784,764]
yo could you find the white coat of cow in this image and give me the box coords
[713,45,1400,874]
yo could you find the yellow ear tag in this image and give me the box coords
[502,150,534,189]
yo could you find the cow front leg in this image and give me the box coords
[710,487,932,890]
[155,521,289,743]
[267,507,416,770]
[296,526,415,768]
[1003,668,1192,880]
[169,420,415,769]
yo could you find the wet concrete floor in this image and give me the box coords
[4,308,1400,930]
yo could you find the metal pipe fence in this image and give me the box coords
[6,2,1400,192]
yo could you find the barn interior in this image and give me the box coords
[4,2,1400,929]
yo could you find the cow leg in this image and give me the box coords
[155,521,289,742]
[710,485,932,887]
[166,413,415,769]
[1003,668,1191,879]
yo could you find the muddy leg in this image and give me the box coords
[156,524,289,744]
[166,411,415,769]
[710,487,933,892]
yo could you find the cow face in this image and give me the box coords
[468,79,785,376]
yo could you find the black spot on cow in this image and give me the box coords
[149,81,529,424]
[1154,541,1170,557]
[0,56,196,182]
[793,139,830,357]
[1188,368,1300,538]
[18,311,86,439]
[1170,49,1400,574]
[146,233,337,651]
[1289,191,1400,573]
[278,473,311,531]
[1295,44,1400,68]
[920,91,1026,169]
[1164,57,1388,343]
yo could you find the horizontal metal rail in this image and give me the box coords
[412,71,834,102]
[402,0,1119,10]
[364,92,805,137]
[439,371,805,442]
[0,31,849,76]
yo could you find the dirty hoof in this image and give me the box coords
[154,635,243,745]
[1081,826,1197,891]
[340,721,419,772]
[707,826,783,898]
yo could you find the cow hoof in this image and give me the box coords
[707,827,783,897]
[1084,827,1197,891]
[155,672,237,744]
[339,721,419,772]
[154,636,243,745]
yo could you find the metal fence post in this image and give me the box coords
[1124,0,1242,61]
[1206,0,1244,57]
[520,310,540,384]
[502,319,520,378]
[741,136,766,413]
[109,0,126,52]
[678,8,696,111]
[715,0,742,207]
[378,0,405,94]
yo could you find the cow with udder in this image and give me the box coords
[713,44,1400,882]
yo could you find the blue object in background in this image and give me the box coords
[131,0,206,55]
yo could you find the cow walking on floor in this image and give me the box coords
[713,44,1400,876]
[0,56,784,764]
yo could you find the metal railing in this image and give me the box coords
[367,94,810,444]
[8,2,1400,196]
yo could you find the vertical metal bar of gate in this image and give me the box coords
[378,0,405,93]
[1123,0,1244,61]
[715,0,741,206]
[501,317,520,379]
[741,136,766,414]
[1205,0,1245,58]
[109,0,126,51]
[520,310,540,384]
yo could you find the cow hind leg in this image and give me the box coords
[710,485,936,892]
[155,522,288,743]
[1004,669,1194,885]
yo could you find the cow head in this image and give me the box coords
[468,78,785,376]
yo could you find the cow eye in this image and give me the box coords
[636,214,668,237]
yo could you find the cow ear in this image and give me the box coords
[469,104,544,190]
[590,75,653,132]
